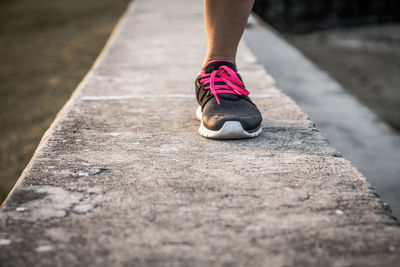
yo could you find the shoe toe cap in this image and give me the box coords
[202,98,262,132]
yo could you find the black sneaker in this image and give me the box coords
[195,60,262,139]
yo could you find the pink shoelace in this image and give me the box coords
[198,65,249,105]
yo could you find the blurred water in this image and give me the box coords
[285,24,400,130]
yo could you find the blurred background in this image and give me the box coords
[0,0,399,207]
[253,0,400,130]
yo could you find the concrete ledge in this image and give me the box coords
[244,15,400,217]
[1,0,399,266]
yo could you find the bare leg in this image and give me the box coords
[202,0,255,69]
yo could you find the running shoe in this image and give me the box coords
[195,60,262,139]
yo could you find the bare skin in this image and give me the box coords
[202,0,255,69]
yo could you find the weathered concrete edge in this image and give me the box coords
[241,16,398,222]
[244,13,400,219]
[0,1,136,210]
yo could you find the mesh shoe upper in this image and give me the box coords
[195,60,262,132]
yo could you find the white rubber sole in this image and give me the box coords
[196,106,262,139]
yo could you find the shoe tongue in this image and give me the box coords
[204,60,237,74]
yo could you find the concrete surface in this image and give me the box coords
[244,15,400,218]
[0,0,399,266]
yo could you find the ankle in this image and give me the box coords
[201,56,236,70]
